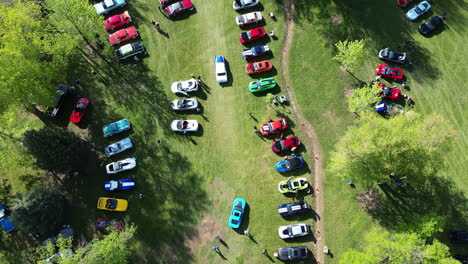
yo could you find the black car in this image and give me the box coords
[274,246,309,260]
[455,255,468,264]
[46,84,70,117]
[42,227,74,246]
[114,41,145,61]
[378,48,406,64]
[278,201,310,217]
[242,44,270,60]
[418,14,446,35]
[450,230,468,243]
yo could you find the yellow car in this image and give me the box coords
[97,197,128,212]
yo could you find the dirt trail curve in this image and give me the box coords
[280,0,326,263]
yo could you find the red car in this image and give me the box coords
[239,27,266,44]
[245,60,273,75]
[70,98,89,123]
[378,83,402,100]
[260,118,287,136]
[108,26,138,46]
[165,0,193,17]
[272,136,300,153]
[397,0,414,8]
[376,64,404,80]
[95,218,124,232]
[104,11,131,31]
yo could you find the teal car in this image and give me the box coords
[103,119,131,137]
[248,78,276,93]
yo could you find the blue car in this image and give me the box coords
[406,1,431,21]
[276,156,305,173]
[103,119,131,137]
[105,138,133,157]
[228,198,246,229]
[105,179,135,191]
[0,203,14,232]
[278,201,310,217]
[94,0,126,16]
[375,101,404,117]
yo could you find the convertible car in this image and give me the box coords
[228,198,246,229]
[70,98,89,123]
[239,27,266,44]
[274,246,310,261]
[272,136,300,153]
[233,0,259,11]
[278,177,309,193]
[278,201,311,217]
[171,98,198,111]
[378,83,402,100]
[105,138,133,157]
[376,64,404,80]
[103,119,131,137]
[406,0,431,21]
[106,158,136,174]
[243,44,270,60]
[278,223,310,239]
[249,78,276,93]
[378,48,406,64]
[260,118,287,136]
[104,11,132,31]
[419,15,446,35]
[375,101,404,117]
[236,12,263,26]
[171,78,198,95]
[97,197,128,212]
[245,60,272,74]
[171,120,199,132]
[104,179,135,191]
[276,156,305,173]
[95,218,124,232]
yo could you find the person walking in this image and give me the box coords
[253,126,259,134]
[158,5,163,13]
[212,246,218,252]
[197,75,202,84]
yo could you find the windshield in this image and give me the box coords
[414,6,422,14]
[169,2,183,12]
[383,87,393,96]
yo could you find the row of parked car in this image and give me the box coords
[399,0,447,35]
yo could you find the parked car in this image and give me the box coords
[164,0,193,17]
[104,179,135,191]
[42,227,74,246]
[406,0,431,21]
[278,201,311,217]
[243,44,270,60]
[418,14,446,35]
[375,101,404,116]
[278,177,309,193]
[245,60,273,74]
[228,198,246,229]
[274,246,310,261]
[378,83,402,100]
[104,11,132,31]
[397,0,414,8]
[278,223,310,239]
[450,230,468,243]
[239,27,266,44]
[94,0,126,16]
[236,12,263,26]
[0,203,14,233]
[378,48,406,64]
[103,119,131,137]
[249,78,276,93]
[376,64,404,80]
[97,197,128,212]
[108,26,138,45]
[171,120,199,132]
[260,118,287,136]
[454,255,468,264]
[105,138,133,157]
[105,158,136,174]
[171,79,198,95]
[171,98,199,111]
[95,218,124,232]
[271,136,300,153]
[214,56,228,83]
[114,41,145,60]
[46,84,70,117]
[276,156,305,173]
[233,0,259,11]
[70,98,89,123]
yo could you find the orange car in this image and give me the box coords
[245,60,273,75]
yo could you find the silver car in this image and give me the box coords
[106,158,136,174]
[105,138,133,157]
[171,78,198,95]
[278,223,310,239]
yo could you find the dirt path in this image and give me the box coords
[280,1,326,263]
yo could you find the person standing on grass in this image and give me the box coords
[197,75,202,85]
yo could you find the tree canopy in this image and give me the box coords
[333,39,367,73]
[10,188,65,234]
[346,82,381,115]
[329,113,456,186]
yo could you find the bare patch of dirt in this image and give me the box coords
[331,15,342,26]
[185,214,220,254]
[357,188,380,212]
[344,87,353,98]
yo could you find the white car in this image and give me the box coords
[214,56,228,83]
[105,158,136,174]
[171,98,198,111]
[278,223,310,239]
[171,78,198,95]
[233,0,259,11]
[236,12,263,26]
[171,120,199,132]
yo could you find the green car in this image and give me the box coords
[103,119,131,137]
[248,78,276,93]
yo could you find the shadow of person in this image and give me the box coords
[248,234,258,244]
[158,30,170,38]
[219,238,229,248]
[216,250,227,261]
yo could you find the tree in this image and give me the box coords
[346,83,381,115]
[340,228,458,264]
[23,127,89,176]
[329,113,456,186]
[10,188,65,234]
[333,39,367,76]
